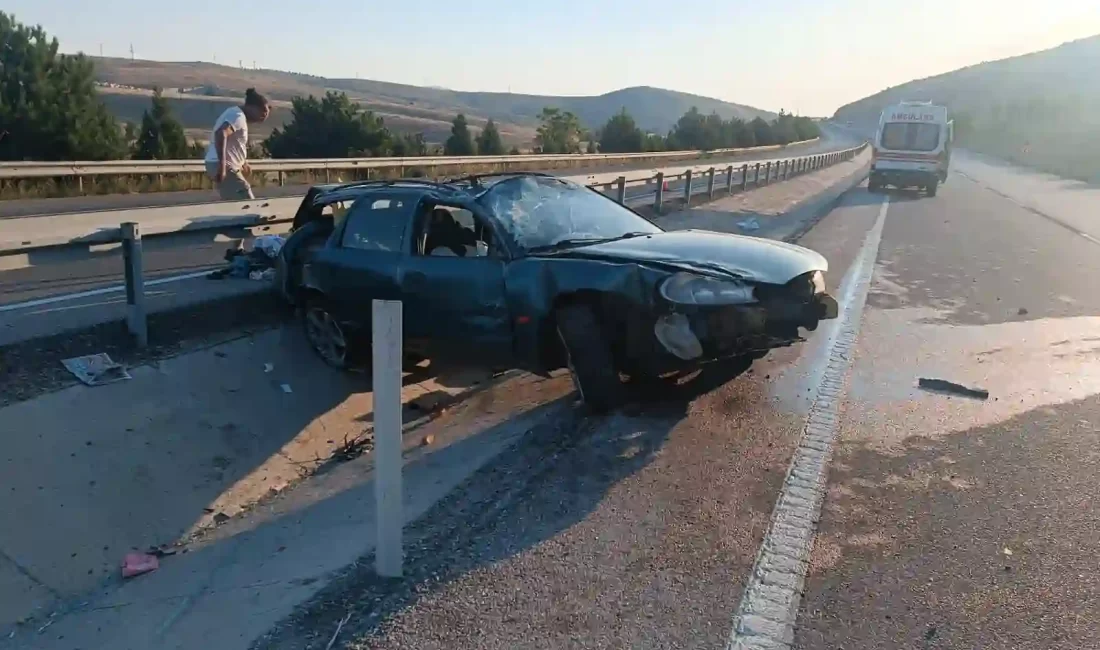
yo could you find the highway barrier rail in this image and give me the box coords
[1,142,867,346]
[0,139,822,196]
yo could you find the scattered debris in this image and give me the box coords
[924,625,938,640]
[737,217,761,231]
[331,431,374,462]
[208,235,285,280]
[121,552,159,578]
[280,383,293,394]
[264,362,275,373]
[62,353,132,386]
[1003,547,1013,556]
[325,612,353,650]
[1017,307,1029,316]
[421,434,436,447]
[146,544,180,558]
[212,512,231,525]
[917,378,990,401]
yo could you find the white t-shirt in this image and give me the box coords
[204,106,249,171]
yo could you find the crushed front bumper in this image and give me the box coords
[648,292,838,368]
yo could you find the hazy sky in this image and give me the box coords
[7,0,1100,114]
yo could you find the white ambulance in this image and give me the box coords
[869,102,953,196]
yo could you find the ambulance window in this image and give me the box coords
[881,123,941,152]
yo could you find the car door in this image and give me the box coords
[306,193,414,327]
[400,202,514,366]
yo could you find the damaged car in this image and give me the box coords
[275,173,838,411]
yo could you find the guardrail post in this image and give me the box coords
[741,164,749,191]
[754,163,761,186]
[654,172,665,213]
[726,165,735,195]
[373,299,404,578]
[707,167,716,199]
[616,176,627,204]
[684,170,693,203]
[277,171,285,187]
[77,175,84,195]
[121,222,148,348]
[764,162,772,185]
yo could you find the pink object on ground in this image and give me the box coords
[121,552,159,578]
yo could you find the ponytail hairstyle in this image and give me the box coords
[244,87,269,108]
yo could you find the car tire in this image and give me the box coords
[556,304,623,413]
[868,177,881,193]
[302,297,352,370]
[926,181,939,197]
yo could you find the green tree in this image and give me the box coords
[445,114,476,155]
[599,108,645,153]
[0,12,124,160]
[264,91,392,158]
[476,118,505,155]
[392,132,428,157]
[535,107,583,153]
[770,110,798,146]
[750,117,775,146]
[792,116,820,141]
[132,87,189,159]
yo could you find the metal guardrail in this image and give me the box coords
[0,140,817,181]
[1,143,867,346]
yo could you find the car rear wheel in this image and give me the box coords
[926,180,939,197]
[556,304,623,413]
[303,300,350,369]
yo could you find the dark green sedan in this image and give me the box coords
[276,173,838,411]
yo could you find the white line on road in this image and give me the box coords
[0,269,217,313]
[726,195,889,649]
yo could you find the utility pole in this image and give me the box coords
[129,43,134,60]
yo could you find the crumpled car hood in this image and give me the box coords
[547,229,828,284]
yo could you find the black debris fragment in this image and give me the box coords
[918,378,990,401]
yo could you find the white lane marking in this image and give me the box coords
[726,195,889,649]
[0,269,216,313]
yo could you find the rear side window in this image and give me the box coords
[881,123,941,152]
[341,196,412,252]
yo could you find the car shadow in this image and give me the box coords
[251,358,755,648]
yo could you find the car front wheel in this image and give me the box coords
[555,304,623,413]
[303,300,351,369]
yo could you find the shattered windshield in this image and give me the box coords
[479,176,661,252]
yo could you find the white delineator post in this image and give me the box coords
[372,299,404,577]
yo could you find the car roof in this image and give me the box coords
[309,172,573,205]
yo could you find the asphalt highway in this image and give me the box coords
[247,156,1100,649]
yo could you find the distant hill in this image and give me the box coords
[90,57,774,144]
[833,35,1100,181]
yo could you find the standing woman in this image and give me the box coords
[204,88,271,200]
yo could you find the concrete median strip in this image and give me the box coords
[727,196,888,649]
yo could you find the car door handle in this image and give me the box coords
[405,271,427,291]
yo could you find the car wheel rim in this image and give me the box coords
[557,327,585,401]
[305,306,347,367]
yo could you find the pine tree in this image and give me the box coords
[0,12,124,160]
[445,114,476,156]
[476,119,505,155]
[133,88,189,159]
[264,92,392,158]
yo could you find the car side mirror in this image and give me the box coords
[476,241,489,257]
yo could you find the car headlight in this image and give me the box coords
[659,272,756,306]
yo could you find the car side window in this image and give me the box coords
[416,204,495,258]
[341,197,411,252]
